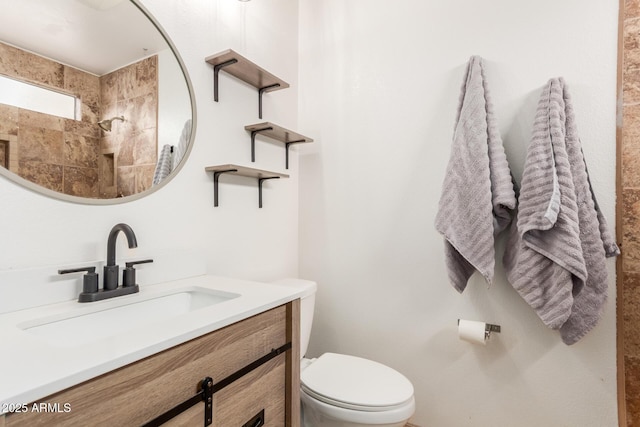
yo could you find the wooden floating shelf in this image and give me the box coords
[204,164,289,179]
[245,122,314,169]
[204,164,289,208]
[205,49,289,119]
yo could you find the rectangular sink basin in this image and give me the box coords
[19,287,239,347]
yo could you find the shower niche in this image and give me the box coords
[0,134,17,173]
[99,150,117,198]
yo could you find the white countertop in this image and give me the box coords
[0,275,304,413]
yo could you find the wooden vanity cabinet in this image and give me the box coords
[3,301,300,427]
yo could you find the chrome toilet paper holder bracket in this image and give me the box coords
[457,319,501,339]
[485,323,501,339]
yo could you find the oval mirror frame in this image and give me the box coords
[0,0,196,205]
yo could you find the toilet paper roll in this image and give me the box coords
[458,319,487,345]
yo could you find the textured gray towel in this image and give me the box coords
[172,119,192,171]
[152,144,173,186]
[435,56,516,292]
[503,78,619,345]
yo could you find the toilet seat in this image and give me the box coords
[300,353,414,412]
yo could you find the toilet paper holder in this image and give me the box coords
[457,319,501,339]
[484,323,501,339]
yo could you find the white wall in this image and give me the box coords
[298,1,619,426]
[0,0,300,311]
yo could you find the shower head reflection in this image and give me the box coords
[97,116,125,132]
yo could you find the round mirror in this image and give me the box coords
[0,0,195,204]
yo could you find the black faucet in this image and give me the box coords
[104,223,138,290]
[58,223,153,302]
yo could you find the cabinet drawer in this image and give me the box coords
[5,305,287,427]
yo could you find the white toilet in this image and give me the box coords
[272,279,415,427]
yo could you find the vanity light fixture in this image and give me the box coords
[97,116,125,132]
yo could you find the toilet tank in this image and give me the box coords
[270,278,317,358]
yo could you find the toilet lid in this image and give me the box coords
[300,353,414,411]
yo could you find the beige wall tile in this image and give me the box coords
[64,134,99,169]
[0,42,21,78]
[622,104,640,188]
[628,0,640,21]
[100,71,119,107]
[0,141,7,169]
[0,104,18,136]
[17,49,64,90]
[117,166,136,197]
[134,128,157,165]
[134,56,158,99]
[118,97,138,135]
[624,274,640,356]
[19,109,64,132]
[623,190,640,273]
[18,126,64,164]
[65,117,100,139]
[627,355,640,426]
[624,18,640,104]
[18,161,63,192]
[136,164,155,193]
[117,135,135,167]
[63,166,98,198]
[135,93,158,131]
[64,66,100,124]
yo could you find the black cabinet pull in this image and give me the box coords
[142,377,213,427]
[243,409,265,427]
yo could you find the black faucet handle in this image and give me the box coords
[58,266,96,275]
[123,259,153,287]
[58,266,99,296]
[125,259,154,268]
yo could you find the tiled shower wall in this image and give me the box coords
[99,56,158,198]
[0,41,157,198]
[622,0,640,424]
[0,42,101,197]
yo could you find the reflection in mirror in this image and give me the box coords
[0,0,194,203]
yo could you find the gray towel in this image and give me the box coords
[152,144,173,186]
[503,78,619,345]
[435,56,516,292]
[172,119,192,171]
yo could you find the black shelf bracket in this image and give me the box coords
[213,169,238,207]
[285,139,306,169]
[213,59,239,102]
[258,177,280,208]
[250,127,274,162]
[258,84,280,119]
